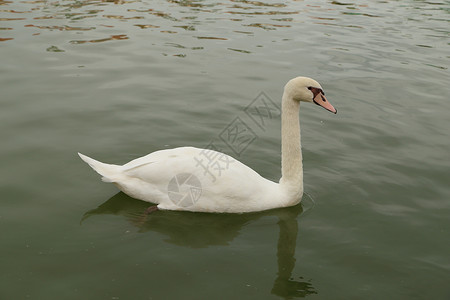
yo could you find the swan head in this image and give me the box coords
[285,76,337,114]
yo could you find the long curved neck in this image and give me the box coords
[280,91,303,192]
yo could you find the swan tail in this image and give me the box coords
[78,153,121,183]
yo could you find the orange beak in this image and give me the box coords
[313,92,337,114]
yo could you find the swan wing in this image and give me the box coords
[113,147,282,212]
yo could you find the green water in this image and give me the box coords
[1,0,449,299]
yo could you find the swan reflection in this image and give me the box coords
[83,192,317,298]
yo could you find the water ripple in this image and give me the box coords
[0,0,447,70]
[70,34,129,44]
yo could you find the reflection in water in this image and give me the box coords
[272,210,317,298]
[24,24,95,31]
[134,24,160,29]
[3,0,448,71]
[245,23,291,30]
[83,192,317,298]
[229,0,286,8]
[70,34,129,44]
[0,0,298,48]
[228,47,251,54]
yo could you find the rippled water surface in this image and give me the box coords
[1,0,449,299]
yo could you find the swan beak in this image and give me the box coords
[313,93,337,114]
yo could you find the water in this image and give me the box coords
[1,0,449,299]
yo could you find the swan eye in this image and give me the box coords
[307,87,312,90]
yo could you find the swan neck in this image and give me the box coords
[280,92,303,187]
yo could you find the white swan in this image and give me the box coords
[79,77,336,213]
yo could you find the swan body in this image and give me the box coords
[79,76,336,213]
